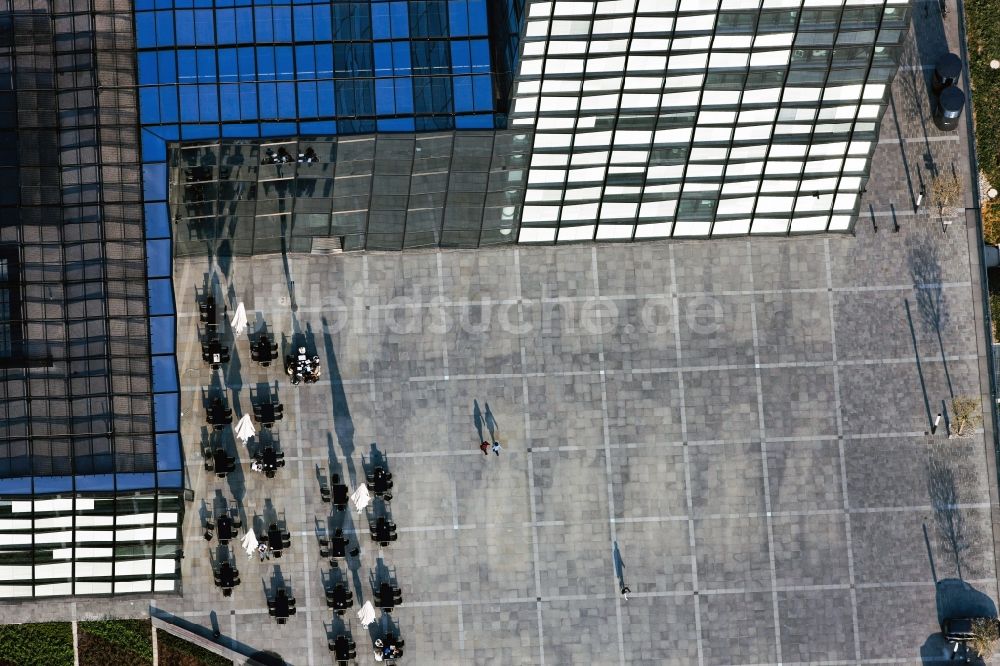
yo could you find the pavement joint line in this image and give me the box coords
[293,388,315,666]
[182,500,996,544]
[515,247,546,666]
[435,250,464,658]
[591,246,626,666]
[669,243,705,666]
[825,238,863,663]
[179,353,974,391]
[175,281,973,319]
[165,575,996,618]
[747,240,783,665]
[363,254,379,409]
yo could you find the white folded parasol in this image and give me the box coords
[231,302,248,337]
[240,530,259,559]
[234,413,255,445]
[357,600,376,627]
[350,484,371,513]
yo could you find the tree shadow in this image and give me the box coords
[909,241,954,398]
[905,299,936,430]
[927,454,976,580]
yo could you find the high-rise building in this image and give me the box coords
[509,0,911,240]
[1,0,910,597]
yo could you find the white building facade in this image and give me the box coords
[509,0,911,241]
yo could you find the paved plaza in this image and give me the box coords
[159,214,1000,665]
[5,3,1000,666]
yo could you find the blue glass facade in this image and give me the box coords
[135,0,498,138]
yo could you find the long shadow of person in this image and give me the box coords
[613,541,626,591]
[473,400,484,442]
[484,402,498,440]
[322,316,358,486]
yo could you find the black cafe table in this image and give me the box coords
[328,583,351,611]
[207,398,230,426]
[212,448,232,473]
[266,523,286,553]
[333,635,351,661]
[272,592,289,617]
[332,483,349,507]
[369,468,392,495]
[270,589,295,621]
[256,402,279,425]
[216,515,234,542]
[261,447,278,470]
[217,562,237,588]
[377,582,394,610]
[372,517,395,544]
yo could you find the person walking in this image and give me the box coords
[621,585,630,601]
[480,441,489,456]
[492,441,502,456]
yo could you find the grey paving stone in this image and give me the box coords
[855,584,940,661]
[676,294,755,367]
[771,512,852,586]
[608,444,688,520]
[600,297,678,372]
[777,588,857,663]
[688,441,766,516]
[765,440,844,512]
[683,369,759,442]
[699,591,778,665]
[620,595,699,665]
[693,516,772,591]
[759,366,838,439]
[539,598,621,665]
[754,291,834,364]
[613,520,693,593]
[844,437,991,509]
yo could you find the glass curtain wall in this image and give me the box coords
[135,0,500,137]
[0,494,182,597]
[509,0,910,241]
[0,0,183,597]
[169,131,530,254]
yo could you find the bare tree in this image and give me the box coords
[971,617,1000,660]
[952,396,982,437]
[930,172,962,215]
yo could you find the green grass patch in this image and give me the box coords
[989,291,1000,341]
[0,622,73,666]
[79,619,153,666]
[968,0,1000,189]
[156,629,232,666]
